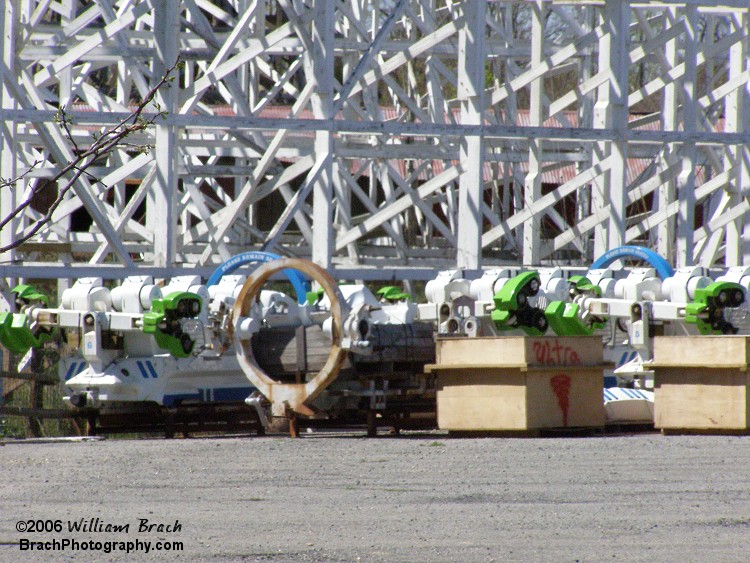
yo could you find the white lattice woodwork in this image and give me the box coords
[1,0,749,283]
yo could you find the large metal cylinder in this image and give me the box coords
[251,322,435,379]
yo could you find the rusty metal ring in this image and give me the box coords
[230,258,347,417]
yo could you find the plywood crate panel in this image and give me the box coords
[653,336,750,369]
[429,336,606,432]
[653,336,750,432]
[434,336,603,368]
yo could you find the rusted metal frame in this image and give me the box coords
[231,258,347,418]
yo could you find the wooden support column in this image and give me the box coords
[742,15,750,265]
[523,1,543,267]
[606,0,629,252]
[591,7,609,259]
[149,0,179,267]
[658,7,679,263]
[457,0,486,270]
[675,6,698,267]
[725,12,750,265]
[577,6,595,261]
[592,0,629,258]
[503,4,523,254]
[310,0,335,268]
[0,0,18,268]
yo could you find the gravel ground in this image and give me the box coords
[2,430,750,562]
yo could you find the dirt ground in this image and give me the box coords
[2,430,750,562]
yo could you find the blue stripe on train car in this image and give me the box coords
[136,361,149,379]
[145,361,158,379]
[622,388,648,400]
[65,363,78,381]
[604,388,652,402]
[617,351,639,367]
[63,362,88,381]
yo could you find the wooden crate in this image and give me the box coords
[427,336,606,432]
[652,336,750,432]
[434,335,603,368]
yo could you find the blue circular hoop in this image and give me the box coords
[206,251,311,304]
[590,246,674,280]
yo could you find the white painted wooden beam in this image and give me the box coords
[675,5,698,267]
[523,1,544,266]
[309,0,334,268]
[1,0,18,265]
[148,0,179,268]
[456,0,486,269]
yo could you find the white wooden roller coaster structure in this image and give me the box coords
[1,0,749,291]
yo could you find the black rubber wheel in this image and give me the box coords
[532,310,548,333]
[527,278,540,296]
[717,289,730,305]
[731,289,745,307]
[180,333,193,354]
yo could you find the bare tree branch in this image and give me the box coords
[0,58,182,254]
